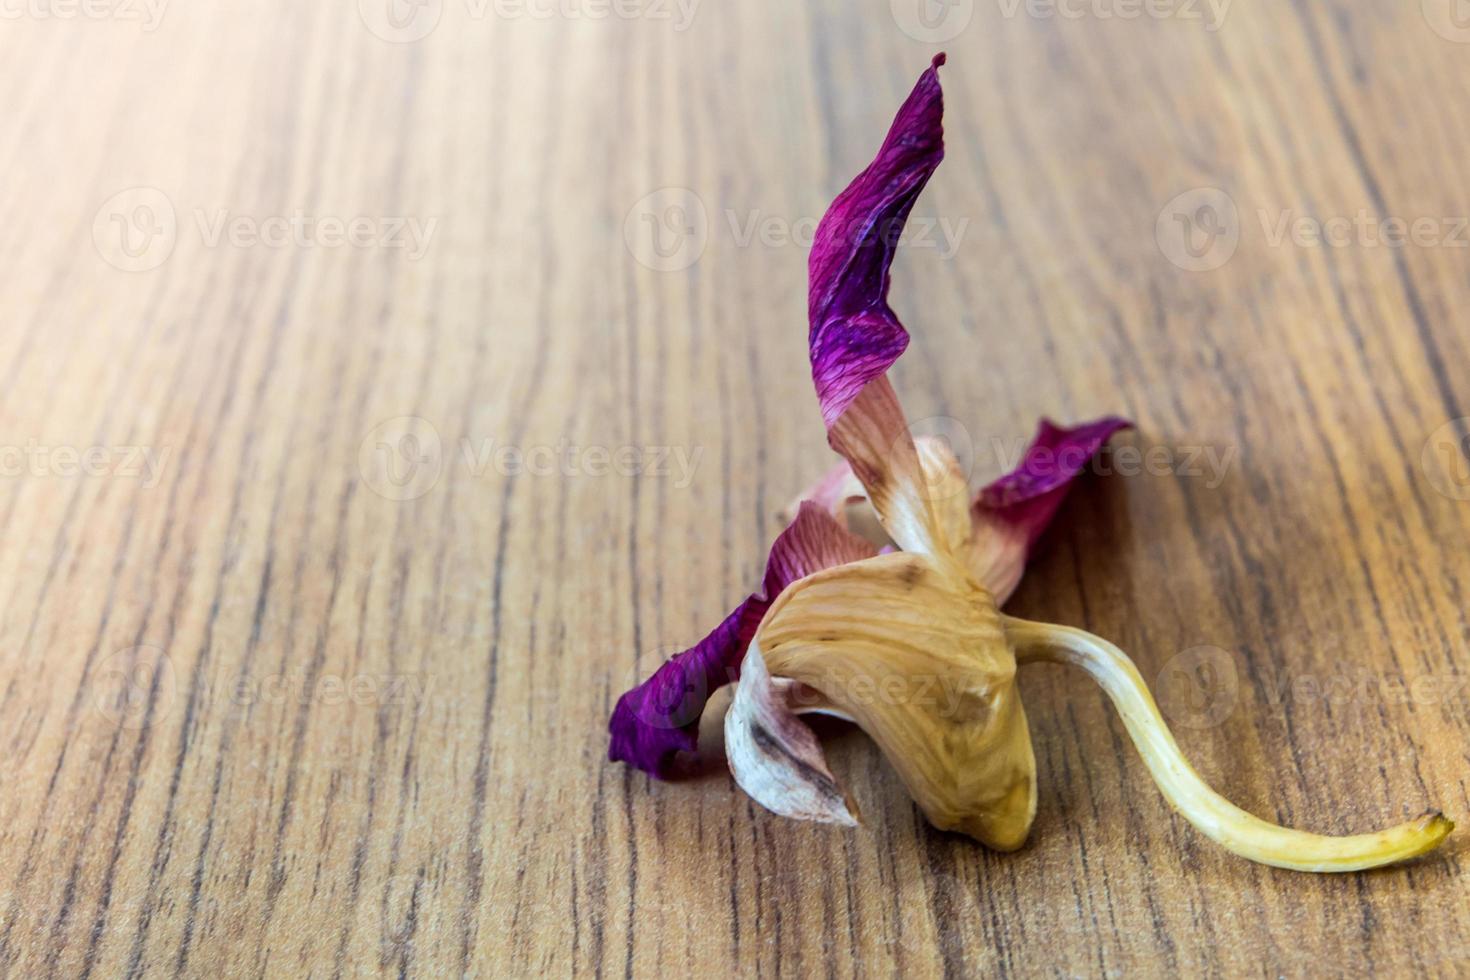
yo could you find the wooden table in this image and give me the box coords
[3,1,1469,975]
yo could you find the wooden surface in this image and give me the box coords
[2,1,1469,975]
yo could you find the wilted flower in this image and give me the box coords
[610,55,1450,871]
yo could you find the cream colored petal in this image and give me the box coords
[730,550,1036,850]
[825,377,953,558]
[782,432,1030,603]
[963,508,1029,605]
[1005,616,1452,872]
[911,435,979,554]
[725,644,860,827]
[778,460,867,529]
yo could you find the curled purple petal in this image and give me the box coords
[608,503,875,779]
[965,416,1130,603]
[976,416,1134,550]
[809,54,946,429]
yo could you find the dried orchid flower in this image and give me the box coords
[611,55,1451,871]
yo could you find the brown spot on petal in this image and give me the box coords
[750,724,843,800]
[896,560,925,588]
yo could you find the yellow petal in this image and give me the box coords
[730,550,1037,850]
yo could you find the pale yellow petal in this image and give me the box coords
[733,550,1036,850]
[825,378,952,558]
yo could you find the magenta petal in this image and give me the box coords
[808,54,946,428]
[976,416,1133,550]
[608,503,875,779]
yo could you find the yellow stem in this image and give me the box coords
[1004,616,1452,873]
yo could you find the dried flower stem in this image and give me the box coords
[1004,617,1452,872]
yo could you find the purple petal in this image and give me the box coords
[809,54,946,428]
[976,416,1133,551]
[608,503,875,779]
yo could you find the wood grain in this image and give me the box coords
[1,0,1468,975]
